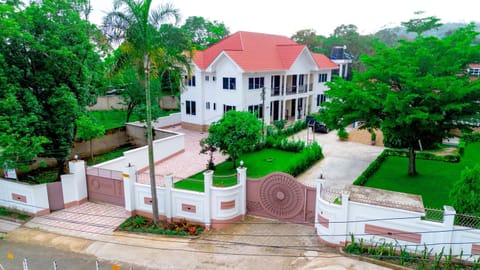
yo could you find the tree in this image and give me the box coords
[103,0,191,224]
[205,111,262,169]
[181,16,229,50]
[0,0,103,178]
[450,165,480,214]
[291,29,327,54]
[320,22,480,176]
[401,12,442,36]
[76,114,106,161]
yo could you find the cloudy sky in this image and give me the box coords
[90,0,479,37]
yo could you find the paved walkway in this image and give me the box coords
[294,127,384,190]
[137,126,228,184]
[24,202,128,239]
[7,216,389,270]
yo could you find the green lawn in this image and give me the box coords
[86,145,136,166]
[364,142,480,208]
[88,109,178,130]
[174,148,305,192]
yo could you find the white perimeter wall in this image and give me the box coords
[315,180,480,261]
[0,179,49,215]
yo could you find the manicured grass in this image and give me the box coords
[88,109,138,130]
[174,148,306,192]
[364,142,480,208]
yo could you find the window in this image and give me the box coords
[248,104,263,119]
[248,77,265,89]
[318,73,328,83]
[206,102,210,109]
[299,74,305,86]
[212,76,216,81]
[223,77,236,90]
[470,68,480,76]
[185,100,196,115]
[223,104,236,113]
[184,75,196,86]
[317,94,326,106]
[205,75,210,81]
[213,103,216,110]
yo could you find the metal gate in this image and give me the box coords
[246,172,316,225]
[86,167,125,207]
[47,181,64,211]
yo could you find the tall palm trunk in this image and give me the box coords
[144,54,159,224]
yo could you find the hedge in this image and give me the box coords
[286,142,324,176]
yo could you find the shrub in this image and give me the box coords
[353,150,388,186]
[286,142,323,176]
[463,132,480,143]
[273,119,286,131]
[458,140,466,155]
[337,128,349,141]
[450,165,480,214]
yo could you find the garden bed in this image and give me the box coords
[117,216,204,237]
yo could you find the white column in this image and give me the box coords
[203,170,213,228]
[443,205,456,255]
[122,164,137,214]
[164,174,174,221]
[237,167,247,218]
[68,160,87,202]
[341,190,351,244]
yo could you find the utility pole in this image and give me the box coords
[144,54,159,225]
[261,87,266,142]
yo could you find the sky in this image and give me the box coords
[90,0,479,37]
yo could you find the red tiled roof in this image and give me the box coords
[470,63,480,69]
[192,31,337,71]
[311,53,339,69]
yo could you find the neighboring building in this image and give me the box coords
[469,63,480,77]
[180,31,341,131]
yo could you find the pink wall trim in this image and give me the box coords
[365,224,421,243]
[35,209,50,216]
[220,200,236,210]
[144,197,152,205]
[63,197,88,208]
[182,203,196,213]
[472,244,480,255]
[211,215,245,229]
[317,214,329,228]
[12,193,27,203]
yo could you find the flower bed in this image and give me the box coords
[118,216,204,236]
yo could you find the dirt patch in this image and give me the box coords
[348,128,384,147]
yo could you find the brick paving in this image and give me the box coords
[25,202,128,238]
[136,126,228,185]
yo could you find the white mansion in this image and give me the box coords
[180,31,350,131]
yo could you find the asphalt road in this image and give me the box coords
[0,241,142,270]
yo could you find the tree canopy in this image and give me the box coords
[450,165,480,214]
[181,16,229,50]
[204,111,262,169]
[0,0,104,176]
[320,22,480,176]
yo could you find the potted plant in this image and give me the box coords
[338,128,349,141]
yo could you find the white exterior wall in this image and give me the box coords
[61,160,88,205]
[152,113,182,128]
[181,67,204,126]
[315,181,480,261]
[95,133,184,171]
[0,179,49,214]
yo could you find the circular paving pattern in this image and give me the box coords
[259,172,305,219]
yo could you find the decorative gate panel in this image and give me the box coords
[47,181,64,211]
[86,167,125,207]
[247,172,316,225]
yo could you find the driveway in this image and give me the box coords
[293,128,384,190]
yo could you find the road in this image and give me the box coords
[0,241,142,270]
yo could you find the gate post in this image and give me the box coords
[237,167,247,219]
[203,170,213,228]
[123,164,137,216]
[164,174,173,222]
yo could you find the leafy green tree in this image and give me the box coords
[450,165,480,214]
[401,12,442,36]
[320,22,480,176]
[76,114,106,161]
[181,16,229,49]
[103,0,192,224]
[291,29,327,54]
[205,111,262,169]
[0,0,103,178]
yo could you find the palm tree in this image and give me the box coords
[103,0,190,224]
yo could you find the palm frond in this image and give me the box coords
[150,3,180,28]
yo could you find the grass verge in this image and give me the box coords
[117,216,204,236]
[364,142,480,208]
[0,207,31,221]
